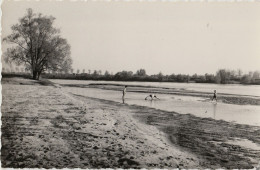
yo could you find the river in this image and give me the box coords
[51,79,260,97]
[51,79,260,126]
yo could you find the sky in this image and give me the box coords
[2,1,260,75]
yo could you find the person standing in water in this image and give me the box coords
[212,90,217,102]
[145,94,160,100]
[122,86,127,99]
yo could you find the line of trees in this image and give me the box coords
[3,9,259,85]
[215,69,260,84]
[39,68,260,85]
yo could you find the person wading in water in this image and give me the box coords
[145,94,160,100]
[212,90,217,102]
[122,86,127,103]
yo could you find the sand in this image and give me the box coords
[1,77,200,168]
[1,77,260,169]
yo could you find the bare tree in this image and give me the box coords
[3,8,72,80]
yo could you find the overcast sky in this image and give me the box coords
[2,1,260,75]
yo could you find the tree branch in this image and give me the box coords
[8,40,29,51]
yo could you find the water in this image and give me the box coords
[61,86,260,126]
[52,79,260,97]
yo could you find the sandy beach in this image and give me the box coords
[1,77,260,169]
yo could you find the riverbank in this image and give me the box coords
[72,95,260,169]
[1,77,260,168]
[1,77,200,168]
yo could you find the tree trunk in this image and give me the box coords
[36,71,40,80]
[32,70,37,80]
[32,70,40,80]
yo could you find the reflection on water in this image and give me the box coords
[213,103,217,119]
[148,100,155,108]
[149,100,154,107]
[63,87,260,126]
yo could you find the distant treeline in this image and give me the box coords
[36,69,260,85]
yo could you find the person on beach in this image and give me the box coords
[212,90,217,102]
[122,86,127,99]
[145,94,160,100]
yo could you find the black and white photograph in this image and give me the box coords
[1,0,260,169]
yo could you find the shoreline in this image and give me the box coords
[1,80,201,168]
[73,94,260,169]
[1,77,260,168]
[60,83,260,106]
